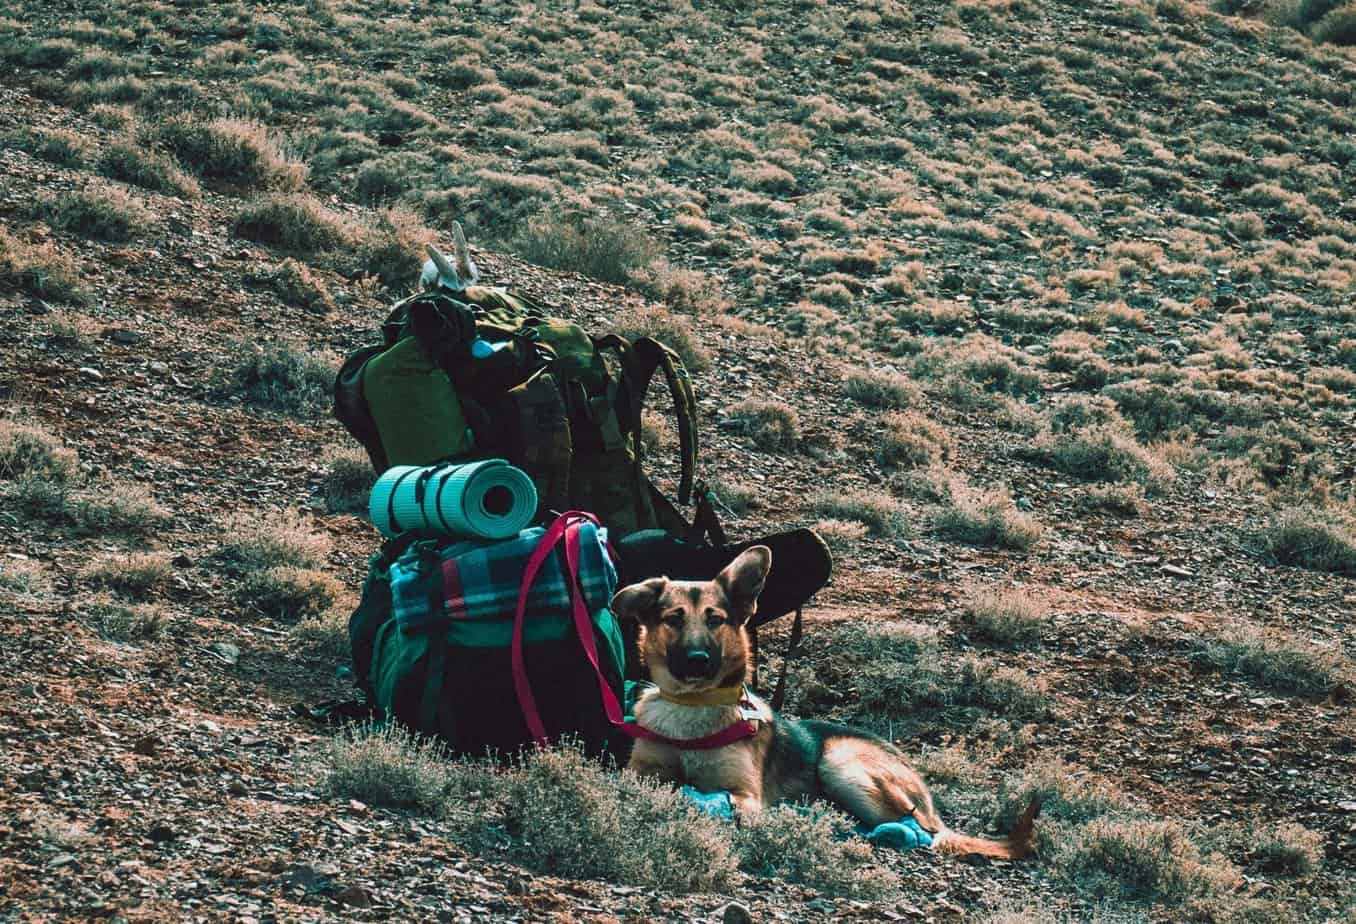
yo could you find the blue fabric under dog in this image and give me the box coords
[678,787,934,850]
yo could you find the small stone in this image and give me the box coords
[722,901,754,924]
[207,642,240,666]
[147,823,177,843]
[227,780,249,797]
[149,361,170,375]
[103,328,144,346]
[133,735,160,757]
[1160,564,1193,578]
[334,886,372,908]
[1337,801,1356,813]
[78,367,103,380]
[1190,762,1213,775]
[49,852,78,868]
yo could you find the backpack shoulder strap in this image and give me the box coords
[623,337,699,506]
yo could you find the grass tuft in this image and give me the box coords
[933,481,1042,551]
[959,586,1048,648]
[735,804,899,899]
[1256,507,1356,576]
[0,227,86,303]
[1194,622,1347,697]
[211,341,334,417]
[721,398,801,451]
[810,489,911,539]
[511,213,659,286]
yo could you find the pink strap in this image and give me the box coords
[511,512,596,746]
[512,511,758,752]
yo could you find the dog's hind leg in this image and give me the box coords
[817,736,945,832]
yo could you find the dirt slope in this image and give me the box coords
[2,0,1355,921]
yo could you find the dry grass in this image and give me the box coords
[1193,622,1348,697]
[720,398,800,452]
[1256,506,1356,576]
[215,508,330,574]
[156,116,305,190]
[877,410,953,469]
[211,341,335,417]
[933,480,1042,551]
[843,368,922,409]
[810,488,911,539]
[959,586,1048,648]
[43,183,152,242]
[0,226,86,303]
[0,418,77,483]
[81,552,172,599]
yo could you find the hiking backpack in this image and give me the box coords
[351,512,629,758]
[334,285,716,540]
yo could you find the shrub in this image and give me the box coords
[97,141,200,199]
[721,398,801,451]
[235,565,339,621]
[212,340,334,416]
[45,184,152,242]
[232,193,360,255]
[611,305,710,371]
[952,657,1051,719]
[708,477,758,515]
[839,621,948,717]
[813,518,870,551]
[6,127,90,166]
[1078,483,1147,517]
[1250,822,1324,877]
[157,116,305,190]
[0,227,86,303]
[246,258,334,314]
[291,608,350,658]
[810,489,911,539]
[216,509,330,573]
[877,410,952,469]
[960,587,1047,648]
[0,419,77,483]
[735,804,899,899]
[843,368,920,409]
[90,599,169,643]
[933,481,1042,551]
[511,213,659,285]
[67,480,168,536]
[630,260,732,316]
[1313,4,1356,43]
[1026,426,1173,490]
[320,447,373,514]
[354,207,433,284]
[1194,622,1347,697]
[81,552,171,598]
[993,761,1129,835]
[1054,818,1238,906]
[322,723,453,812]
[0,557,50,596]
[448,745,736,893]
[1256,506,1356,575]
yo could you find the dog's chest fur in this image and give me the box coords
[633,690,773,787]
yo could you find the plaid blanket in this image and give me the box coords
[390,522,616,633]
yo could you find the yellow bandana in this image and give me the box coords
[658,685,745,706]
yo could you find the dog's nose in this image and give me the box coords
[684,649,710,668]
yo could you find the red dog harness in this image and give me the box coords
[510,512,758,751]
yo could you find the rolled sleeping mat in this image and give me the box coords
[369,458,538,541]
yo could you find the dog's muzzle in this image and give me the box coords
[668,647,720,682]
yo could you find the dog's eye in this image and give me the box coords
[662,612,684,628]
[705,609,726,629]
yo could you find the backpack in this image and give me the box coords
[334,285,712,539]
[350,512,629,758]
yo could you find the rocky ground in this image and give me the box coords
[2,0,1356,921]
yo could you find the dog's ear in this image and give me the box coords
[715,545,771,624]
[611,577,668,624]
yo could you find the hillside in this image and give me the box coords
[2,0,1355,921]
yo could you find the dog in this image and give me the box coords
[610,545,1041,860]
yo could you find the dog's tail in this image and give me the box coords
[930,797,1041,860]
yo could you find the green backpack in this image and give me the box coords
[334,285,712,539]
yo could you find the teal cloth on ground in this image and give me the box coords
[859,816,933,850]
[674,787,932,850]
[681,786,735,820]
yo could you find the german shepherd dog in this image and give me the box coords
[611,546,1040,859]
